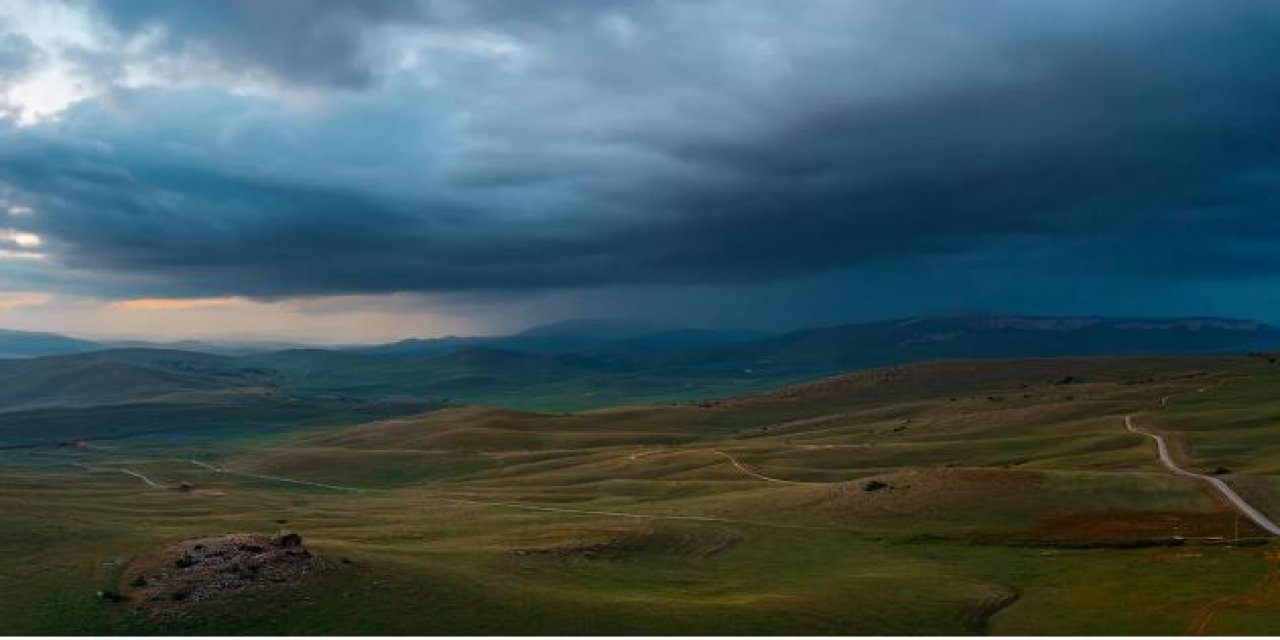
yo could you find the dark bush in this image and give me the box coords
[97,589,126,602]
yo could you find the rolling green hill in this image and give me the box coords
[3,354,1280,634]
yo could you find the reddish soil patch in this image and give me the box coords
[508,524,741,562]
[1036,510,1264,541]
[120,532,340,611]
[716,367,911,407]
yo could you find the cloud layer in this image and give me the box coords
[0,0,1277,330]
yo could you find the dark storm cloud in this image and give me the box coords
[82,0,644,89]
[633,48,1280,279]
[84,0,428,88]
[0,128,650,296]
[4,0,1280,300]
[0,23,40,90]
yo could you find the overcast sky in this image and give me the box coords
[0,0,1277,342]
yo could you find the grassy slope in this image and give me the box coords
[1,355,1279,634]
[0,349,445,447]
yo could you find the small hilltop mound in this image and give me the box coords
[119,532,339,609]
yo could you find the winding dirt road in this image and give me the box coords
[1125,414,1280,536]
[710,449,826,485]
[71,462,163,489]
[185,459,826,530]
[188,459,361,492]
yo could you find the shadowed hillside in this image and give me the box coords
[0,349,441,447]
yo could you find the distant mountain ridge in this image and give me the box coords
[512,318,674,340]
[907,315,1267,331]
[2,314,1277,362]
[2,313,1279,444]
[0,328,100,358]
[345,321,766,357]
[0,330,318,359]
[664,314,1280,376]
[2,314,1278,364]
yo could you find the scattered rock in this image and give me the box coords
[120,532,338,612]
[274,532,304,549]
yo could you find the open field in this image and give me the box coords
[2,355,1279,634]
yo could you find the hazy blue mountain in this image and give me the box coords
[661,315,1280,376]
[496,319,681,354]
[0,329,101,358]
[102,339,316,355]
[610,329,774,351]
[512,318,674,341]
[0,330,315,358]
[349,336,489,357]
[347,320,767,357]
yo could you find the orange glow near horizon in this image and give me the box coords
[0,291,52,310]
[107,297,246,312]
[0,293,496,343]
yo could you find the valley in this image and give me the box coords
[3,314,1278,447]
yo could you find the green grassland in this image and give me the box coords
[2,355,1279,634]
